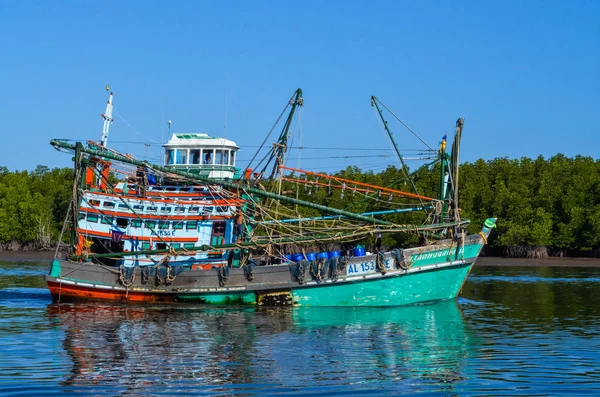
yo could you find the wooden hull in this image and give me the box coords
[45,231,489,307]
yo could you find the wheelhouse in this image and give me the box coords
[163,133,240,179]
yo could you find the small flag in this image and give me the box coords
[111,230,124,243]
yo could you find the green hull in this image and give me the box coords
[169,261,473,307]
[293,262,473,307]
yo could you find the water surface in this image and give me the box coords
[0,260,599,396]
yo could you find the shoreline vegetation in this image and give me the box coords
[2,251,600,267]
[2,154,600,259]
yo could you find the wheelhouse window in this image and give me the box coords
[116,218,128,227]
[189,206,200,214]
[187,221,198,230]
[175,149,187,165]
[144,221,157,229]
[173,222,184,230]
[174,207,186,214]
[142,242,151,250]
[215,150,229,165]
[167,149,175,165]
[190,150,200,165]
[158,221,170,229]
[184,243,195,249]
[203,149,214,165]
[78,212,86,220]
[103,201,115,208]
[86,214,98,222]
[102,216,114,225]
[230,151,236,165]
[131,220,142,228]
[147,206,157,212]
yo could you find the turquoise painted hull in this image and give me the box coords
[292,262,473,307]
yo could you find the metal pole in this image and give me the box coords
[371,96,426,213]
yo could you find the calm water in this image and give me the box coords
[0,260,599,396]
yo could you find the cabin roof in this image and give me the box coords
[163,133,239,149]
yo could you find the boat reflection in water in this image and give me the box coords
[287,300,476,387]
[47,300,476,394]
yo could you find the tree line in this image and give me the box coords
[281,154,600,258]
[0,155,598,257]
[0,166,73,250]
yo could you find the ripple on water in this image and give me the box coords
[0,263,599,395]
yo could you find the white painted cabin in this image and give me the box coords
[163,133,240,179]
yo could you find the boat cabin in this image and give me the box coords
[163,133,240,179]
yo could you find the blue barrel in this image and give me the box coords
[291,253,304,262]
[327,250,340,259]
[284,254,293,262]
[316,252,328,260]
[353,246,366,257]
[306,252,316,261]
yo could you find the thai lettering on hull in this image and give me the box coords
[411,247,465,262]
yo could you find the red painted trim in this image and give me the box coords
[47,281,175,302]
[76,228,199,242]
[114,189,225,199]
[86,190,244,205]
[78,207,232,221]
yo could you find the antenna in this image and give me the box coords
[161,89,165,144]
[224,77,229,138]
[100,87,114,147]
[168,120,172,136]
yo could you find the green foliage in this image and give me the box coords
[459,155,600,253]
[0,165,73,246]
[3,154,600,255]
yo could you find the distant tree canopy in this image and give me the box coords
[0,165,73,249]
[458,155,600,256]
[1,154,599,256]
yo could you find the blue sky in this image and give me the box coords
[1,0,598,173]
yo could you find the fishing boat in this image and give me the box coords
[45,89,496,306]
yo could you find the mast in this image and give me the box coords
[69,142,89,250]
[439,134,449,220]
[100,89,114,147]
[438,118,464,223]
[272,88,303,180]
[450,118,464,222]
[370,96,426,213]
[70,143,82,247]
